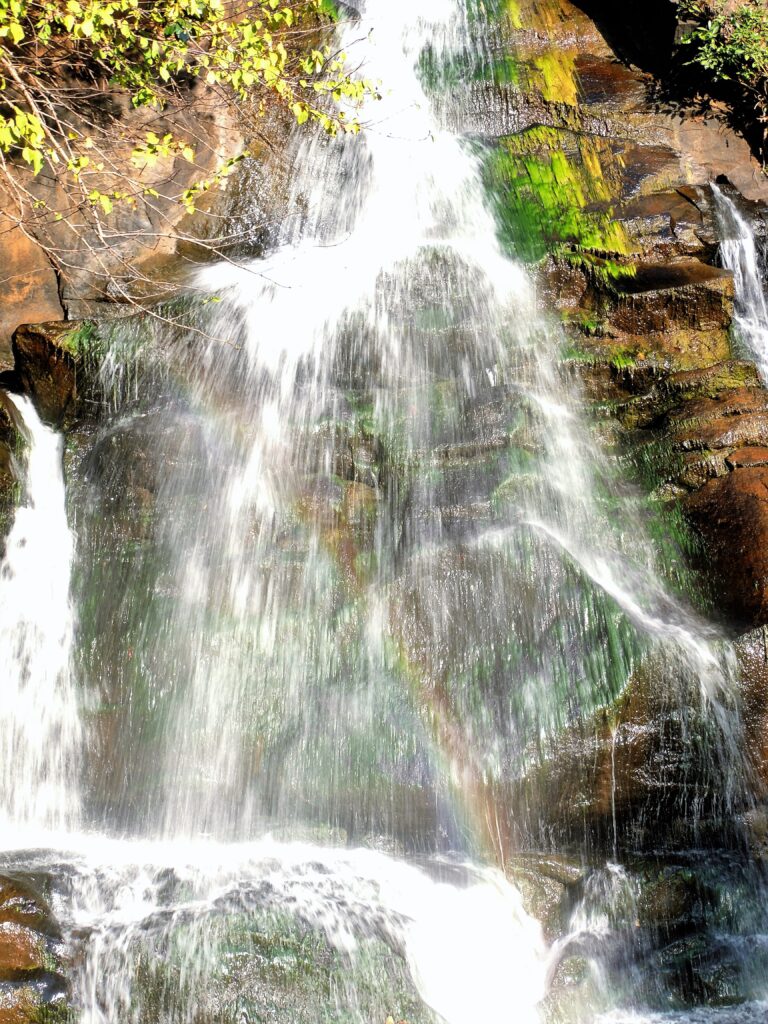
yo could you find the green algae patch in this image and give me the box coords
[506,0,523,28]
[482,127,633,263]
[531,49,579,106]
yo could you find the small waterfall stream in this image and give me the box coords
[712,182,768,377]
[0,3,766,1023]
[0,392,81,834]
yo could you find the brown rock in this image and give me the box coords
[733,627,768,788]
[610,265,733,337]
[0,214,63,370]
[673,410,768,452]
[0,877,67,1023]
[685,466,768,629]
[678,451,729,490]
[663,360,761,400]
[516,655,710,851]
[0,987,40,1024]
[0,877,58,939]
[12,320,87,426]
[0,923,44,976]
[726,447,768,469]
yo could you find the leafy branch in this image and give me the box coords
[677,0,768,157]
[0,0,377,296]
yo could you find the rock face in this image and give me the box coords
[462,0,768,860]
[9,321,100,430]
[0,875,68,1024]
[494,0,768,634]
[685,467,768,629]
[0,213,63,372]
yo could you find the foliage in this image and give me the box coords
[678,0,768,153]
[0,0,373,283]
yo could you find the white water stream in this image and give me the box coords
[712,182,768,378]
[0,393,81,832]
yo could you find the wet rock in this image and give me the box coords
[514,651,733,854]
[0,987,42,1024]
[540,256,590,314]
[0,925,45,977]
[684,467,768,629]
[0,876,68,1024]
[636,867,707,935]
[608,357,758,421]
[506,854,586,941]
[677,451,729,490]
[726,447,768,469]
[618,188,716,263]
[0,876,60,940]
[12,320,91,427]
[668,389,768,452]
[0,393,17,545]
[655,934,750,1007]
[733,627,768,790]
[605,265,733,367]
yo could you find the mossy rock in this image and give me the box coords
[11,321,102,428]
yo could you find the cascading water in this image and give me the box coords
[712,182,768,378]
[0,2,765,1023]
[0,392,81,834]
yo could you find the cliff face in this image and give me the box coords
[573,0,768,162]
[0,82,278,369]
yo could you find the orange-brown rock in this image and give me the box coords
[0,924,44,976]
[685,467,768,629]
[0,877,66,1024]
[726,447,768,469]
[0,987,40,1024]
[0,214,63,370]
[669,389,768,451]
[0,877,59,939]
[610,265,733,338]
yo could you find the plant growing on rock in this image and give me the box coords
[0,0,374,300]
[677,0,768,157]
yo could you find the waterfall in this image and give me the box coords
[0,392,81,833]
[712,182,768,378]
[0,2,760,1023]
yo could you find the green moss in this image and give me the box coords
[610,349,638,371]
[60,320,101,359]
[466,0,521,26]
[418,43,521,91]
[531,49,579,105]
[559,247,637,289]
[621,437,710,606]
[481,129,633,262]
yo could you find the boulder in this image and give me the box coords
[0,875,67,1024]
[11,320,92,427]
